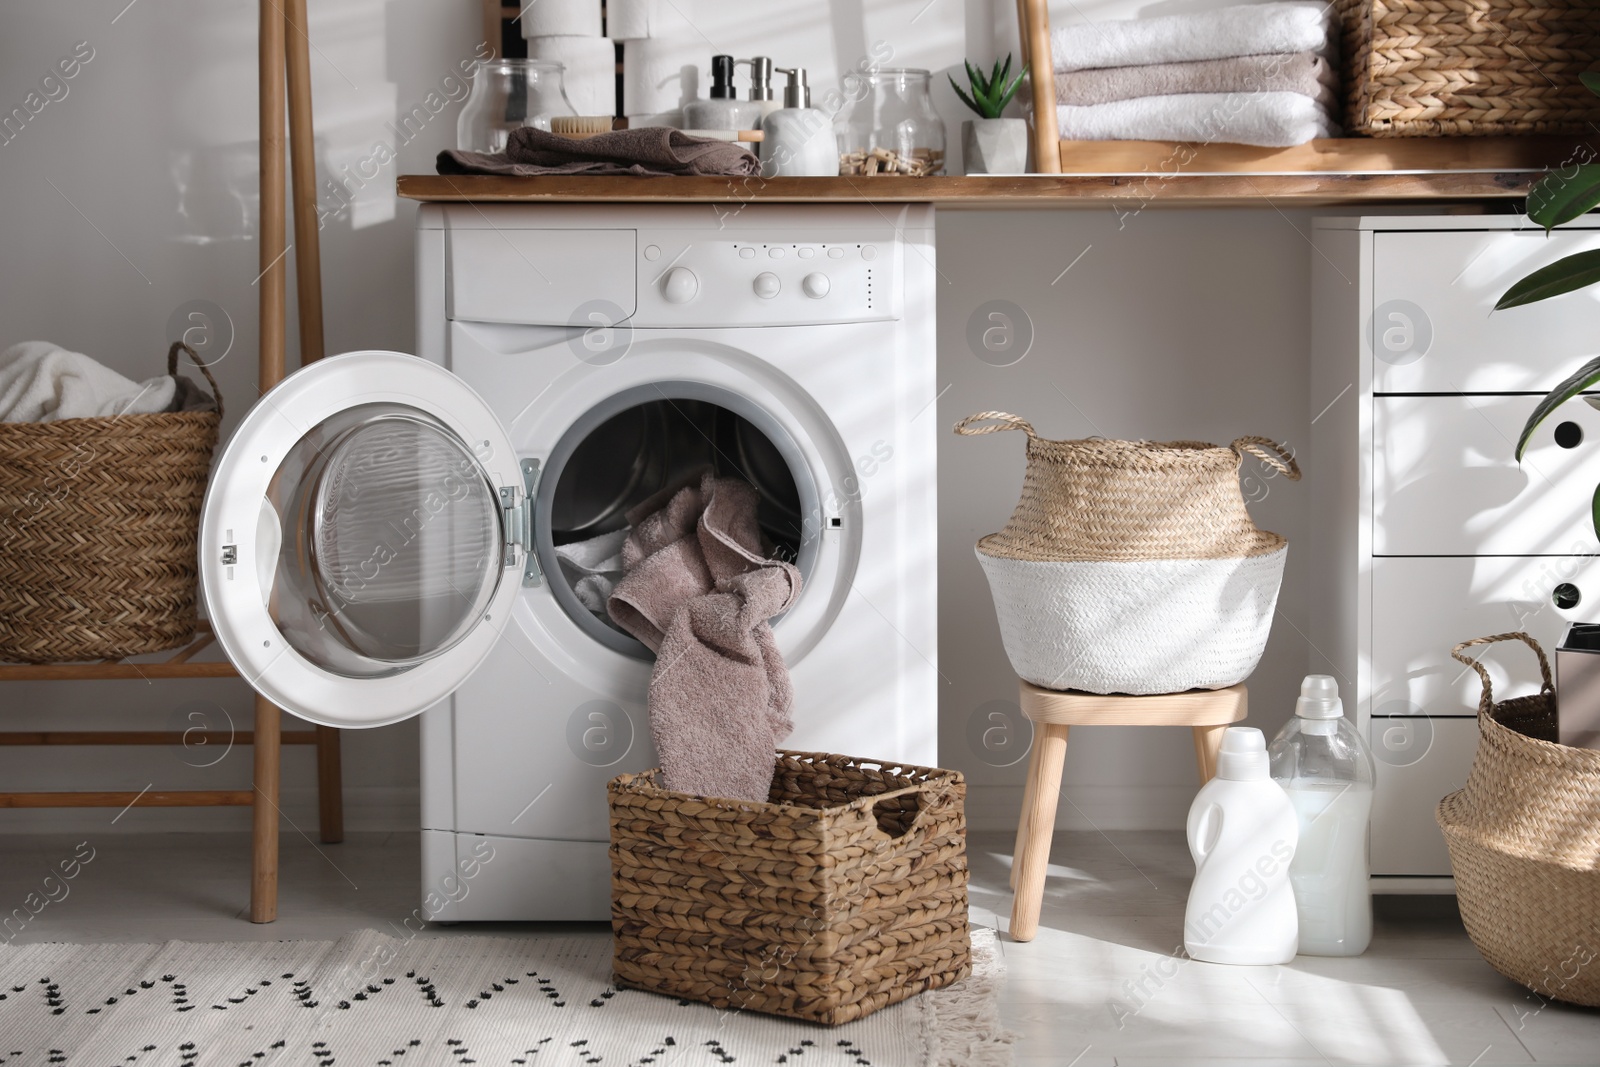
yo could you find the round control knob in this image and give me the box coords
[662,267,698,304]
[753,272,780,299]
[802,272,830,299]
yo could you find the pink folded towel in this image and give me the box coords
[608,472,801,801]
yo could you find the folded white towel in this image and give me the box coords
[555,526,630,614]
[0,341,176,422]
[1051,2,1334,73]
[1058,92,1338,147]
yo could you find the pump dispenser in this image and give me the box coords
[758,66,836,177]
[1183,726,1300,965]
[682,55,763,134]
[741,56,781,123]
[1269,676,1377,956]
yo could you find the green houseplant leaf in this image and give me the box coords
[1527,163,1600,231]
[952,53,1028,119]
[1591,481,1600,541]
[1496,249,1600,309]
[1514,354,1600,461]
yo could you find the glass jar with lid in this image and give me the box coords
[835,68,945,177]
[457,59,577,153]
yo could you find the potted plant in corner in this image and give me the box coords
[951,55,1029,175]
[1497,73,1600,536]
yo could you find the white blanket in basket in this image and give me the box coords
[0,341,176,422]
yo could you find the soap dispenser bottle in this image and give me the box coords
[742,56,782,125]
[682,55,763,134]
[1269,675,1377,957]
[759,67,837,177]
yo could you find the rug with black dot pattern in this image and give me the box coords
[0,928,1010,1065]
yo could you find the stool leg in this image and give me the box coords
[1010,726,1046,889]
[1193,723,1227,784]
[1010,723,1068,943]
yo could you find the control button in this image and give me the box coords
[643,244,661,261]
[769,247,786,259]
[738,246,756,259]
[802,272,830,299]
[662,266,698,304]
[827,247,845,259]
[860,245,878,261]
[753,272,780,299]
[798,247,815,259]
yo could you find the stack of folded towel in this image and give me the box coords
[1050,1,1340,148]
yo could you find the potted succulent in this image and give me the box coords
[1497,73,1600,534]
[950,55,1029,175]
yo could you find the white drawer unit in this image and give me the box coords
[1313,217,1600,891]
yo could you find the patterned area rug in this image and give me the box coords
[0,928,1010,1066]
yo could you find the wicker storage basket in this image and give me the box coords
[0,343,222,663]
[955,412,1298,695]
[1439,632,1600,1007]
[1339,0,1600,136]
[608,750,970,1025]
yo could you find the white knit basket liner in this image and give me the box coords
[976,544,1286,695]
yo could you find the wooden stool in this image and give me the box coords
[1008,680,1248,942]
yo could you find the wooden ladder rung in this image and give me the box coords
[0,731,319,746]
[0,790,254,808]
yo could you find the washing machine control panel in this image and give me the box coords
[630,230,898,327]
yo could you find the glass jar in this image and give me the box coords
[457,59,576,153]
[836,68,945,177]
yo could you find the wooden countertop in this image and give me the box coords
[397,171,1538,208]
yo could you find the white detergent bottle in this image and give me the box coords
[1184,727,1299,965]
[1269,675,1377,956]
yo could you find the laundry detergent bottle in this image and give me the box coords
[1269,675,1376,956]
[1184,726,1299,965]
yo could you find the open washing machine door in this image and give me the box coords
[200,351,525,728]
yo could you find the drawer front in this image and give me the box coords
[448,228,637,325]
[1372,229,1600,394]
[1373,394,1600,555]
[1370,716,1479,877]
[1371,557,1594,719]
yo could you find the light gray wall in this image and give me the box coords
[1,0,1349,834]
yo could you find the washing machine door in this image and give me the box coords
[200,351,524,728]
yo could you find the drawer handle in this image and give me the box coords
[1554,583,1582,610]
[1555,421,1584,449]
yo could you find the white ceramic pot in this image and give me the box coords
[962,117,1029,175]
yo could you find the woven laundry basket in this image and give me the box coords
[0,343,222,663]
[955,412,1299,695]
[608,751,970,1025]
[1338,0,1600,136]
[1439,632,1600,1007]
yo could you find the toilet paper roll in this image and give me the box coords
[528,34,617,118]
[622,37,698,117]
[518,0,601,38]
[606,0,657,39]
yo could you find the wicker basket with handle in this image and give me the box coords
[955,412,1299,695]
[1439,632,1600,1007]
[608,750,970,1025]
[1339,0,1600,137]
[0,342,222,663]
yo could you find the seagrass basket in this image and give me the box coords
[1339,0,1600,136]
[955,412,1299,695]
[1440,632,1600,1006]
[0,342,222,663]
[608,750,970,1025]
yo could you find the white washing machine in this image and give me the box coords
[199,203,936,921]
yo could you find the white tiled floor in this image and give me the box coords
[2,828,1596,1065]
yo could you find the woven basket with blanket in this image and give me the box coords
[956,412,1299,695]
[1440,632,1600,1007]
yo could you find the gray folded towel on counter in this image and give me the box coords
[607,472,801,802]
[437,126,760,178]
[1051,2,1334,73]
[1058,92,1339,147]
[1055,52,1337,110]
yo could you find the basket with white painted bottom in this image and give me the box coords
[956,412,1298,695]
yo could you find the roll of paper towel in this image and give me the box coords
[606,0,658,39]
[518,0,601,38]
[528,35,616,117]
[622,37,697,118]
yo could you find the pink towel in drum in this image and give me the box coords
[608,472,801,801]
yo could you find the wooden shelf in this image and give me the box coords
[1055,136,1584,175]
[0,625,238,682]
[399,170,1541,208]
